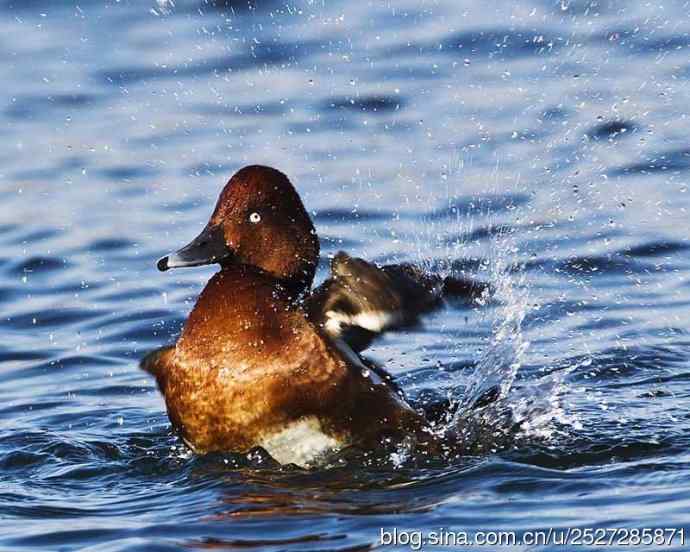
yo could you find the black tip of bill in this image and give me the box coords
[157,256,170,272]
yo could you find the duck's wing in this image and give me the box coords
[307,252,490,352]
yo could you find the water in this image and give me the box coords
[2,0,690,549]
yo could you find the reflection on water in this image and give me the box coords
[2,0,690,549]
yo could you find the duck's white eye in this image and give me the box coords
[249,212,261,224]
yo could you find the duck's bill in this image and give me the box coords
[157,224,232,271]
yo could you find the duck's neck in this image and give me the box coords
[278,272,314,302]
[220,261,314,300]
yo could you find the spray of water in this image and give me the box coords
[444,231,579,453]
[412,191,576,455]
[459,237,530,411]
[382,162,579,460]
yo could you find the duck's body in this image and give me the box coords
[142,165,488,467]
[145,264,423,465]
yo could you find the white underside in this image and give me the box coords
[259,416,343,467]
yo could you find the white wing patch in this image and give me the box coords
[324,309,400,336]
[259,416,344,467]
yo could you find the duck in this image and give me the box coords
[141,165,489,467]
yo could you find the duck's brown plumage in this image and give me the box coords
[157,265,422,455]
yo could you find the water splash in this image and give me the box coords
[458,237,529,412]
[443,232,576,453]
[396,164,577,455]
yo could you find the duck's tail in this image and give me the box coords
[140,345,175,392]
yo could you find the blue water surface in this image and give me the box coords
[2,0,690,550]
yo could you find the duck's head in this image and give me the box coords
[158,165,319,290]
